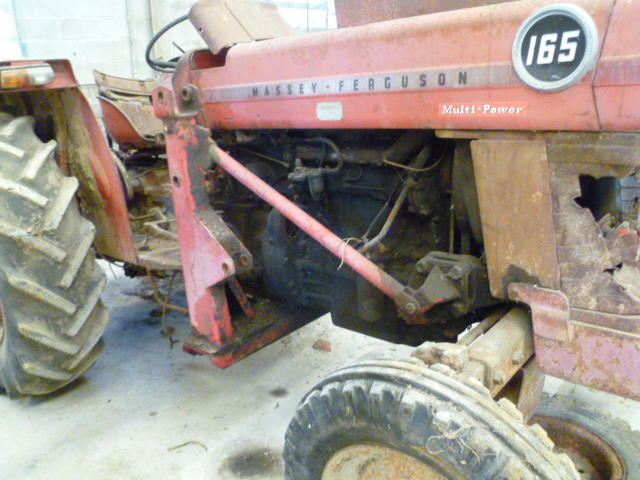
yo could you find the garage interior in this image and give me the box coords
[1,1,640,479]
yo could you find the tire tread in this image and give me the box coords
[284,359,581,480]
[0,114,110,396]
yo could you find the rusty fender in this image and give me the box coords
[0,59,136,263]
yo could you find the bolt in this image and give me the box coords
[180,85,197,103]
[404,302,418,314]
[448,266,463,281]
[442,353,460,370]
[493,372,508,385]
[512,351,525,365]
[221,261,232,274]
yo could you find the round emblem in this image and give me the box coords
[512,4,598,92]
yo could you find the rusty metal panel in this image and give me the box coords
[509,284,572,343]
[94,70,159,96]
[546,132,640,174]
[546,133,640,315]
[97,97,164,150]
[94,70,165,149]
[56,90,137,264]
[334,0,514,27]
[189,0,294,55]
[471,138,561,299]
[509,283,640,401]
[506,134,640,401]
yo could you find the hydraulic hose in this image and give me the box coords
[360,143,433,255]
[301,137,344,174]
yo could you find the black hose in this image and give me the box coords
[301,137,343,174]
[145,14,189,73]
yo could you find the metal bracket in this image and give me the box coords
[509,282,573,342]
[412,307,535,397]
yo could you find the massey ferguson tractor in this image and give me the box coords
[1,0,640,478]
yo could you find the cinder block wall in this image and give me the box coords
[12,0,335,94]
[14,0,148,87]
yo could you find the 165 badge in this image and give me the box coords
[513,4,599,92]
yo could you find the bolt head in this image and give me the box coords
[448,266,463,281]
[404,302,418,314]
[493,372,508,385]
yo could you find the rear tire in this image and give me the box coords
[285,359,580,480]
[0,114,110,396]
[531,394,640,480]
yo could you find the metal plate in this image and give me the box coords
[189,0,294,55]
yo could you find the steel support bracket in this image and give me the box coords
[509,282,573,343]
[412,308,535,397]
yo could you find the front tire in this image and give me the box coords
[0,114,110,396]
[285,358,580,480]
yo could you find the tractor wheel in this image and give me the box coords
[530,394,640,480]
[284,358,580,480]
[0,114,110,396]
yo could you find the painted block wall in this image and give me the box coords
[14,0,143,86]
[12,0,335,92]
[0,0,20,58]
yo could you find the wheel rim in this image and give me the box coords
[531,414,626,480]
[322,444,448,480]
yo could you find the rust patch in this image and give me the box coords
[547,133,640,314]
[312,339,332,352]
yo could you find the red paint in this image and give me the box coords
[212,321,293,368]
[594,1,640,131]
[178,0,618,132]
[164,120,236,345]
[98,97,159,149]
[154,0,640,380]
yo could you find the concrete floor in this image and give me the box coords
[1,265,639,480]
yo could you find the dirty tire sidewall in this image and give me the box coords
[532,394,640,480]
[0,114,109,396]
[284,359,580,480]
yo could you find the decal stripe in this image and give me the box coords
[202,64,519,103]
[595,57,640,85]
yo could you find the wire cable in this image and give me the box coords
[145,14,189,73]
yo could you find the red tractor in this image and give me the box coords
[2,0,640,478]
